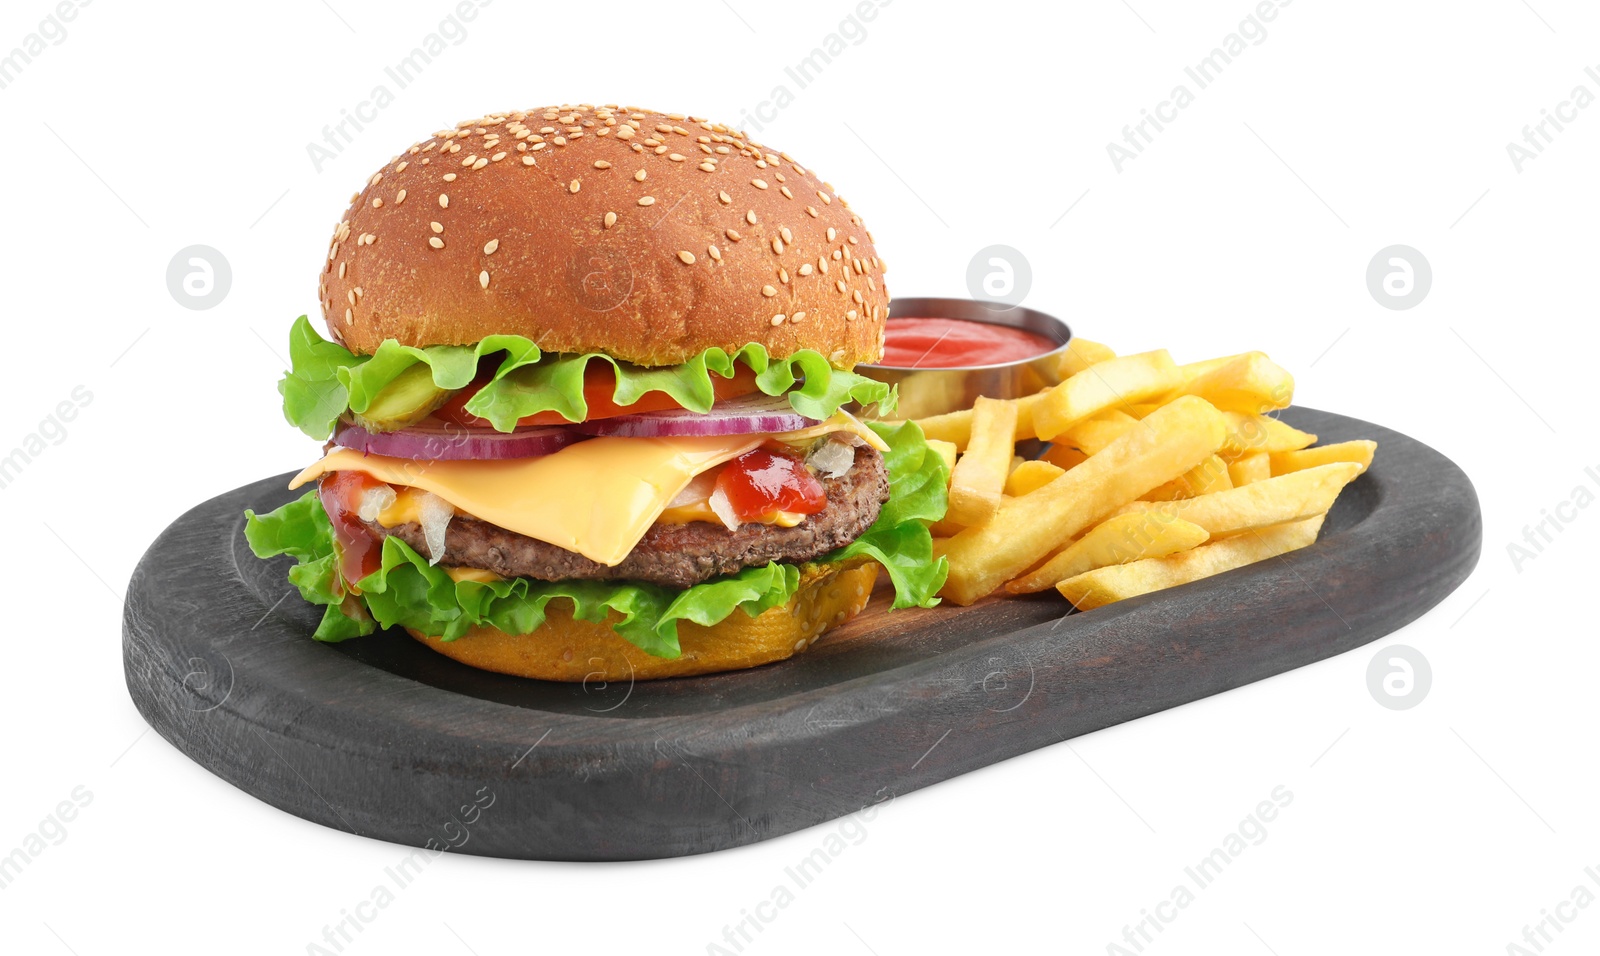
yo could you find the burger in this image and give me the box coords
[245,104,949,681]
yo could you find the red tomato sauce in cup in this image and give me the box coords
[878,317,1059,369]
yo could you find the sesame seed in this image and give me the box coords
[818,191,832,205]
[370,172,383,186]
[780,186,794,199]
[338,262,347,278]
[594,160,611,169]
[430,237,445,249]
[638,196,655,206]
[347,290,355,306]
[762,285,778,297]
[771,314,785,326]
[371,198,383,209]
[480,271,490,289]
[440,194,450,208]
[699,162,716,172]
[746,210,758,225]
[805,205,819,218]
[708,244,721,261]
[771,237,785,254]
[462,155,477,167]
[604,212,617,228]
[846,310,858,322]
[853,290,864,304]
[554,137,567,146]
[780,227,793,244]
[430,222,444,234]
[849,235,859,245]
[522,155,537,166]
[616,125,634,139]
[779,268,790,283]
[725,229,741,242]
[678,250,696,264]
[484,239,500,254]
[354,286,363,299]
[836,280,847,293]
[443,173,458,182]
[719,191,732,204]
[492,152,507,162]
[396,162,408,173]
[396,189,408,204]
[635,169,647,182]
[799,263,813,276]
[826,227,837,241]
[569,179,581,193]
[345,308,353,324]
[669,153,685,162]
[752,179,768,189]
[791,312,805,324]
[531,142,547,151]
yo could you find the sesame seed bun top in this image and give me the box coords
[318,105,890,368]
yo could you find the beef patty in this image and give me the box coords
[367,441,890,589]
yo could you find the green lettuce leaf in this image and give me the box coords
[276,316,894,439]
[829,420,950,609]
[243,415,949,657]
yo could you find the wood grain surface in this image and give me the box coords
[122,407,1480,860]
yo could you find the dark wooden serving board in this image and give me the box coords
[123,408,1480,861]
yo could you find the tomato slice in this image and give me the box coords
[433,363,762,429]
[714,446,827,523]
[317,471,387,587]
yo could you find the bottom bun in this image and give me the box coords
[407,561,879,682]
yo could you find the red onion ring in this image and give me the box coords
[332,420,583,460]
[575,392,818,438]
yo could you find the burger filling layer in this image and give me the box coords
[364,439,888,590]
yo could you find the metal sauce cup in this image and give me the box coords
[857,297,1073,421]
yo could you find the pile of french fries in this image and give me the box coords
[911,340,1377,609]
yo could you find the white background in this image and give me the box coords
[1,0,1595,953]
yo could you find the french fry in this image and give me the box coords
[1142,454,1233,501]
[912,391,1044,451]
[1177,353,1249,385]
[1040,443,1089,471]
[1056,516,1325,610]
[1227,453,1271,487]
[1033,350,1183,440]
[1059,409,1139,455]
[1007,513,1209,594]
[945,397,1019,526]
[925,439,959,475]
[1005,459,1066,497]
[939,396,1227,605]
[1271,440,1377,476]
[1168,352,1295,414]
[1220,412,1317,457]
[1126,403,1162,418]
[1115,462,1362,538]
[1057,338,1117,378]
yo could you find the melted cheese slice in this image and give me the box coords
[288,412,884,567]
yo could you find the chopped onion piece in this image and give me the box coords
[668,470,718,508]
[806,439,855,479]
[357,485,397,523]
[707,486,742,532]
[417,491,454,565]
